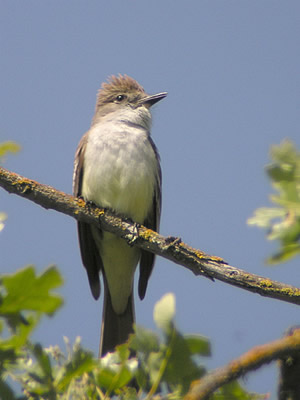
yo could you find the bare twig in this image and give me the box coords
[1,166,300,306]
[185,328,300,400]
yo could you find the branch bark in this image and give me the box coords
[184,328,300,400]
[1,166,300,306]
[278,327,300,400]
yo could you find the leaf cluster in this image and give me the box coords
[248,140,300,263]
[0,268,261,400]
[0,266,63,399]
[0,141,20,232]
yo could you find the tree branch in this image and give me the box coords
[1,166,300,306]
[278,327,300,400]
[184,328,300,400]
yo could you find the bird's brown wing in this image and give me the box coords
[73,132,103,299]
[138,138,162,300]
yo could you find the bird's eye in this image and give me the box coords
[116,94,126,102]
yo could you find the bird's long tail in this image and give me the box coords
[99,279,135,357]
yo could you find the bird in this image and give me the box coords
[73,74,167,356]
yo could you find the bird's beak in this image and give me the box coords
[139,92,167,107]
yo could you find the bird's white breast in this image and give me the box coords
[81,110,159,313]
[82,110,158,223]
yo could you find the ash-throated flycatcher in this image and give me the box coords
[73,75,166,356]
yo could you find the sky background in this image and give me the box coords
[1,1,300,397]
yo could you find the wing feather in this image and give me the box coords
[73,133,103,300]
[138,137,162,300]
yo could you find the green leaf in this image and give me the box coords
[0,314,36,351]
[96,351,135,391]
[163,330,206,394]
[0,266,63,315]
[147,351,164,384]
[212,380,266,399]
[0,141,21,161]
[247,207,286,229]
[130,325,160,354]
[267,243,300,264]
[184,334,211,357]
[56,346,96,391]
[96,365,132,391]
[247,140,300,264]
[116,342,131,362]
[32,343,53,380]
[0,379,18,400]
[153,293,175,333]
[0,212,7,232]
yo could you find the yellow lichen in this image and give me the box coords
[260,279,273,288]
[194,249,206,258]
[280,287,300,297]
[142,229,155,241]
[76,198,86,207]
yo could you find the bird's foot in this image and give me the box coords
[162,236,182,250]
[126,222,139,246]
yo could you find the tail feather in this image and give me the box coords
[99,281,135,357]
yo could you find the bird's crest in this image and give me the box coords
[96,74,145,106]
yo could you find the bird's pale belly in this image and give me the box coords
[81,133,157,313]
[82,132,156,223]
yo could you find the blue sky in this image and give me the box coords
[1,1,300,396]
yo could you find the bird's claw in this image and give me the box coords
[127,222,139,246]
[162,236,182,250]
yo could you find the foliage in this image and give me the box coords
[0,140,20,232]
[0,141,21,162]
[0,212,7,233]
[248,140,300,263]
[0,266,63,399]
[0,268,261,399]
